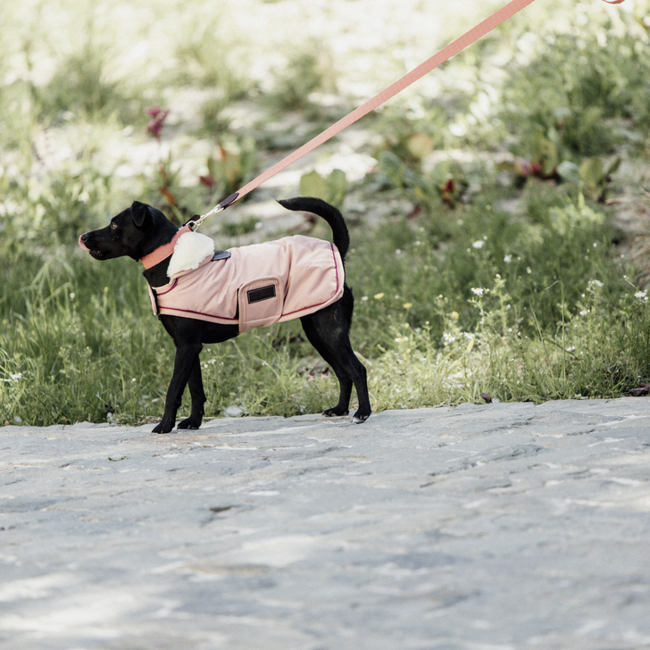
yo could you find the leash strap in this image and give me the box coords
[202,0,538,219]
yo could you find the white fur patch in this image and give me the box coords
[166,231,215,278]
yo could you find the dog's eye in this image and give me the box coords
[110,222,118,230]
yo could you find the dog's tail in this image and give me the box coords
[277,197,350,261]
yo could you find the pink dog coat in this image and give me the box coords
[149,235,344,332]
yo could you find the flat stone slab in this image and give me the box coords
[2,398,650,649]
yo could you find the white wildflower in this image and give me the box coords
[472,240,485,249]
[1,373,22,383]
[443,333,456,344]
[471,288,484,296]
[635,291,648,302]
[503,254,512,263]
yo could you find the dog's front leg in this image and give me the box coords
[153,342,203,434]
[177,355,206,430]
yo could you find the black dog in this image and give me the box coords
[79,197,371,433]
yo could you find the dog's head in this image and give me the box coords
[79,201,174,261]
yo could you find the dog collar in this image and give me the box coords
[140,225,192,269]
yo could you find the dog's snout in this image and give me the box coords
[79,233,91,252]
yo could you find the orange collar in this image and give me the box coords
[140,225,192,269]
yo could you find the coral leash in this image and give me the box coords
[188,0,622,229]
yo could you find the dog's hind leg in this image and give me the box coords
[328,340,371,423]
[177,355,206,430]
[303,324,353,417]
[153,341,203,434]
[301,294,371,423]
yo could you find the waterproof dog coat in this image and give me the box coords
[148,232,345,333]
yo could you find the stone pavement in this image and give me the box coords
[1,398,650,650]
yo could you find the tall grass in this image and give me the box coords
[1,0,649,426]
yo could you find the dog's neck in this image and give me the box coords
[140,225,191,270]
[140,227,185,287]
[143,258,172,287]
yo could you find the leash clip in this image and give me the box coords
[186,192,240,231]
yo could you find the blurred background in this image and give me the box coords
[1,0,650,426]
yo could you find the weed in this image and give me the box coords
[0,162,113,250]
[174,13,251,99]
[299,169,348,209]
[1,0,650,427]
[219,216,260,237]
[499,11,650,169]
[267,39,338,112]
[205,134,259,201]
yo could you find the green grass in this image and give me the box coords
[1,0,650,427]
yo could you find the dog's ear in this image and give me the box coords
[131,201,153,228]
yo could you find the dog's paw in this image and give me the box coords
[323,407,349,418]
[352,409,371,424]
[178,417,201,430]
[152,421,175,434]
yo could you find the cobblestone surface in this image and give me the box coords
[2,398,650,649]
